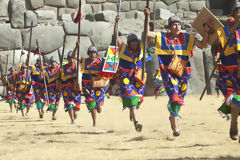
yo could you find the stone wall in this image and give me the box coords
[0,0,229,96]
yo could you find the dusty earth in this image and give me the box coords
[0,95,239,160]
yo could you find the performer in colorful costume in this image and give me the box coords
[4,66,17,112]
[81,45,106,127]
[30,57,46,118]
[113,15,146,132]
[44,56,60,120]
[145,8,209,136]
[214,3,240,141]
[15,64,31,117]
[60,43,81,124]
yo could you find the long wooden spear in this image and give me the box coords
[55,35,66,107]
[25,21,33,89]
[199,18,240,100]
[114,0,121,71]
[142,0,149,80]
[36,39,50,109]
[76,0,82,92]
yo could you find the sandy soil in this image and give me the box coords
[0,95,239,160]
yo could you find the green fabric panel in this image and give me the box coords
[86,100,97,110]
[218,103,231,115]
[122,96,140,107]
[169,101,180,115]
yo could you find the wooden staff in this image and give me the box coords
[114,0,121,71]
[12,44,15,66]
[25,21,33,89]
[199,18,240,100]
[55,35,66,107]
[142,0,149,80]
[36,39,50,108]
[76,0,82,92]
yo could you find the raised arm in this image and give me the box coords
[194,21,212,49]
[144,8,157,45]
[72,41,81,61]
[25,51,30,66]
[113,15,123,48]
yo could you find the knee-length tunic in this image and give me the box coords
[81,57,106,111]
[119,42,146,108]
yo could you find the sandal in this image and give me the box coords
[39,114,43,119]
[169,117,180,137]
[134,121,142,132]
[230,130,238,140]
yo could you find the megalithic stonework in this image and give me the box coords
[200,18,240,100]
[142,0,149,80]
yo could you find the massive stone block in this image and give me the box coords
[9,0,26,29]
[155,8,175,20]
[0,24,22,50]
[0,0,9,17]
[22,26,65,54]
[161,0,178,5]
[189,1,206,12]
[63,20,93,36]
[45,0,66,7]
[24,11,38,28]
[102,3,117,12]
[64,36,92,58]
[95,10,117,22]
[177,1,190,11]
[90,22,114,51]
[35,10,57,20]
[66,0,79,8]
[119,19,143,39]
[86,0,106,4]
[27,0,44,10]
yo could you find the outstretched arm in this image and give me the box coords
[113,15,123,49]
[144,8,156,45]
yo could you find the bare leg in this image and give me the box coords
[41,104,45,114]
[52,110,57,120]
[9,103,13,112]
[25,106,30,116]
[230,103,239,140]
[130,107,142,132]
[170,113,180,136]
[21,109,25,117]
[38,109,43,118]
[68,109,75,124]
[91,109,96,127]
[170,107,181,137]
[74,110,78,120]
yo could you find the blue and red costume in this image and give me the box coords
[61,62,81,112]
[155,32,195,117]
[31,65,46,109]
[82,57,106,112]
[44,66,61,111]
[118,42,146,108]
